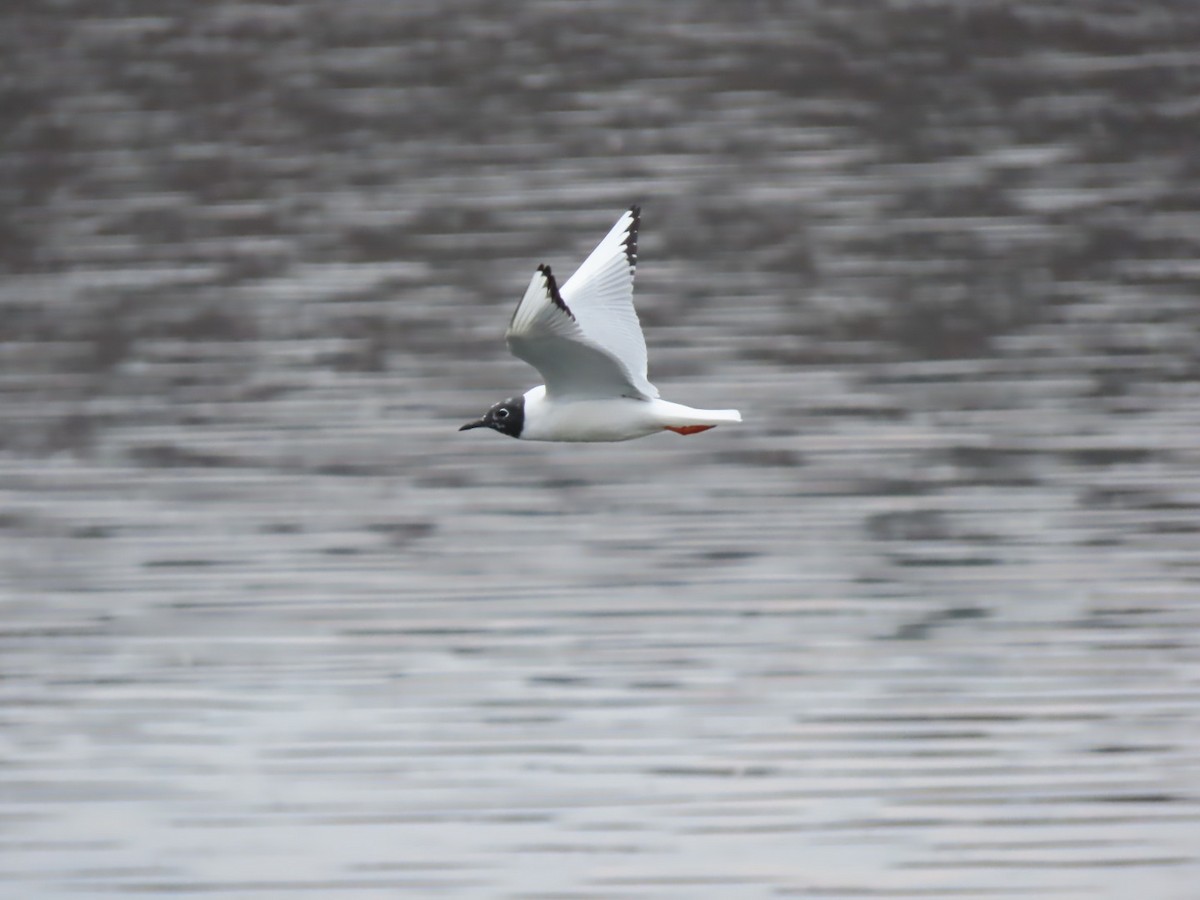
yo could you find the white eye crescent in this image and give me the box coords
[496,408,510,419]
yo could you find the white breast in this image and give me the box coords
[518,385,741,442]
[519,386,663,442]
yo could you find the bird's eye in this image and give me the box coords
[496,408,509,419]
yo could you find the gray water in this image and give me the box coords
[3,2,1200,898]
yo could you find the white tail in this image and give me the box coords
[653,400,742,429]
[694,408,742,425]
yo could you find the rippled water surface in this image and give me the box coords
[3,2,1200,898]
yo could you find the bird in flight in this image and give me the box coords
[460,206,741,442]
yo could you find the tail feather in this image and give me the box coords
[654,400,742,429]
[695,408,742,425]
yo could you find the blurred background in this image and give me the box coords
[2,2,1199,898]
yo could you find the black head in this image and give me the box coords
[459,395,525,438]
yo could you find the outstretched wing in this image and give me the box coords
[506,264,655,400]
[505,207,658,400]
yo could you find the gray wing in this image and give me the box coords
[505,207,658,400]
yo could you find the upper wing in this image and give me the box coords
[506,264,656,400]
[560,207,655,397]
[505,207,658,400]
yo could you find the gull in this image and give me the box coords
[460,206,741,442]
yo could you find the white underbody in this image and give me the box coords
[519,385,742,442]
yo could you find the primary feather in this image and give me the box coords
[505,207,658,401]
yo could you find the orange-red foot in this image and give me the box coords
[664,424,716,436]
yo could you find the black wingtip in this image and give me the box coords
[538,263,573,319]
[625,205,640,273]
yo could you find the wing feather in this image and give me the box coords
[559,207,656,397]
[505,208,659,401]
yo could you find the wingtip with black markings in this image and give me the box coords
[537,263,573,320]
[624,205,640,274]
